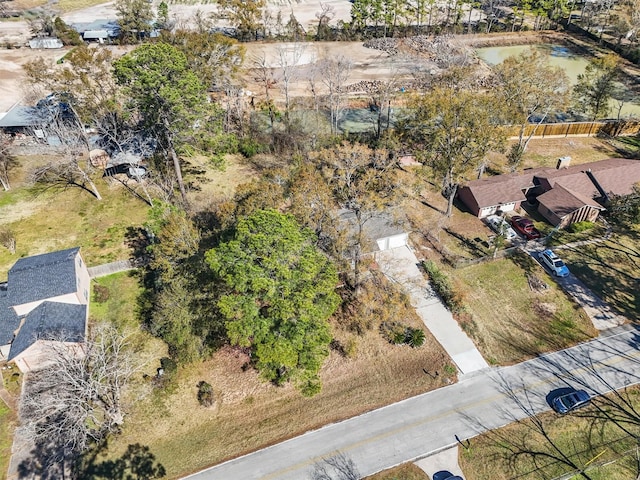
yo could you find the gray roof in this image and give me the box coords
[0,105,53,128]
[8,247,80,306]
[72,19,119,36]
[0,287,21,346]
[338,209,408,252]
[83,30,110,39]
[8,302,86,360]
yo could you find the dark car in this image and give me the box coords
[552,389,591,414]
[510,215,541,240]
[433,471,464,480]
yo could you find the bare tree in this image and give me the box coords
[252,52,278,128]
[315,3,336,40]
[320,54,352,135]
[310,452,360,480]
[29,111,102,200]
[0,132,17,191]
[276,43,306,122]
[19,325,137,476]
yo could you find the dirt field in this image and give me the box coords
[0,47,68,111]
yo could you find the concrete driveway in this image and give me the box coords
[375,246,488,375]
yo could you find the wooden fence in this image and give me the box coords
[506,120,640,139]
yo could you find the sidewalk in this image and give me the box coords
[375,246,489,375]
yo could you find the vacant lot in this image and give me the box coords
[97,270,451,478]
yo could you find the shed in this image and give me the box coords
[28,37,63,49]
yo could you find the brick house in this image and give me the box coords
[458,158,640,227]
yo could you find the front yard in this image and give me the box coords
[558,225,640,320]
[452,253,597,365]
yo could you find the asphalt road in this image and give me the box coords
[183,325,640,480]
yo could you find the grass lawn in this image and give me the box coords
[459,389,640,480]
[453,253,598,365]
[0,401,16,480]
[558,225,640,320]
[0,157,150,278]
[365,463,430,480]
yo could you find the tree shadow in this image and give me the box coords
[79,443,166,479]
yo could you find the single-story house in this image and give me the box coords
[72,19,120,41]
[0,104,54,135]
[458,158,640,227]
[457,169,544,218]
[0,247,90,372]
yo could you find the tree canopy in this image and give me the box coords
[206,209,340,395]
[493,49,569,168]
[573,53,621,121]
[113,43,209,204]
[401,80,505,216]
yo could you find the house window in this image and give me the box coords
[84,288,88,301]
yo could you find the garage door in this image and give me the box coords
[376,233,408,251]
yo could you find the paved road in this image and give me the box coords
[183,325,640,480]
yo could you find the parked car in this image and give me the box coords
[552,389,591,414]
[433,471,464,480]
[510,215,541,240]
[485,215,517,241]
[538,249,570,277]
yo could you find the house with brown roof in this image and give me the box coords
[0,247,90,372]
[457,169,544,218]
[458,158,640,228]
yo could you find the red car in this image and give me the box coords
[510,215,541,240]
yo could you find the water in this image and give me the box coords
[476,44,640,119]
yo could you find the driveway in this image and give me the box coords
[374,246,488,375]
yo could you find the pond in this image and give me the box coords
[476,44,640,119]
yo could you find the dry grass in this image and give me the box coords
[559,225,640,320]
[365,462,430,480]
[104,274,453,479]
[185,153,259,211]
[0,403,15,480]
[0,162,150,278]
[54,0,111,13]
[459,390,640,480]
[453,254,597,365]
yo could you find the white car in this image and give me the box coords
[538,249,570,277]
[485,215,517,241]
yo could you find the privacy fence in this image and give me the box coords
[506,120,640,139]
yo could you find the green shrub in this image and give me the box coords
[160,357,178,377]
[197,381,214,407]
[407,328,425,348]
[238,137,265,158]
[422,261,465,314]
[568,221,595,233]
[379,322,425,348]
